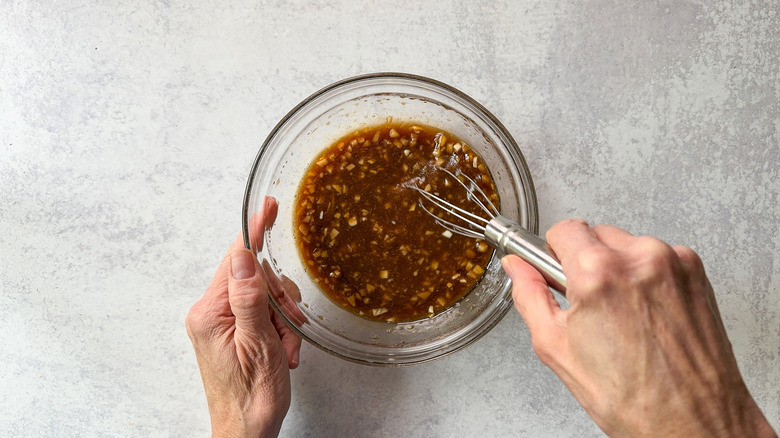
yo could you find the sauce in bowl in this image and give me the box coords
[294,120,498,322]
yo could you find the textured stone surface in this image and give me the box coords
[1,1,777,436]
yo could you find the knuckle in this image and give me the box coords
[633,235,673,257]
[674,245,705,273]
[673,244,697,261]
[569,246,618,296]
[530,333,555,364]
[631,236,676,280]
[184,300,214,340]
[184,307,203,339]
[576,245,615,268]
[229,286,265,310]
[562,218,589,228]
[547,218,588,241]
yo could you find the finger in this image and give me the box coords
[671,245,705,279]
[227,247,273,337]
[672,245,724,325]
[262,260,308,326]
[203,233,248,297]
[188,233,247,337]
[502,255,564,364]
[546,219,603,268]
[271,307,302,369]
[248,196,279,252]
[590,224,635,249]
[263,196,279,227]
[279,275,301,302]
[274,275,303,367]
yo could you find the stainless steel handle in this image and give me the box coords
[485,215,567,294]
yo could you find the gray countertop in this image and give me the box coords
[1,1,778,436]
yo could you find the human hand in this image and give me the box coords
[502,219,776,437]
[186,197,302,437]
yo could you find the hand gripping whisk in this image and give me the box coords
[409,168,567,295]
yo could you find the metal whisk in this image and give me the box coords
[409,168,567,294]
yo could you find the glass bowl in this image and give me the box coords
[243,73,538,366]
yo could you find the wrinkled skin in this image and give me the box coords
[186,198,301,437]
[503,219,775,437]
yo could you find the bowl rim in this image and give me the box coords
[242,72,539,366]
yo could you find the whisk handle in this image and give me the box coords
[485,215,567,294]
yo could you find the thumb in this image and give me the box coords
[502,255,564,358]
[228,248,272,335]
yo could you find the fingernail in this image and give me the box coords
[292,350,300,368]
[231,250,256,279]
[501,256,516,277]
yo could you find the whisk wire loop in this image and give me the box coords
[412,188,486,239]
[408,165,568,295]
[439,167,499,219]
[409,167,501,240]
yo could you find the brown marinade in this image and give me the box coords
[294,121,498,322]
